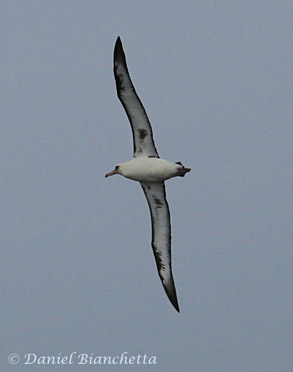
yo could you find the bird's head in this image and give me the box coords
[105,165,121,178]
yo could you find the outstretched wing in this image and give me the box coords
[114,37,159,158]
[141,181,179,312]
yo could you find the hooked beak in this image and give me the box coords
[105,169,117,178]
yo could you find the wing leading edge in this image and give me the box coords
[114,37,159,158]
[141,182,180,312]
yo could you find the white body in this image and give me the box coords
[118,158,180,182]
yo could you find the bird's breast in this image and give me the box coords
[120,158,178,182]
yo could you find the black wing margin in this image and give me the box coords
[114,37,159,158]
[141,181,179,312]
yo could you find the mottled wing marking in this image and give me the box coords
[113,37,159,158]
[141,182,179,312]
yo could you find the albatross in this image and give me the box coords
[105,37,190,312]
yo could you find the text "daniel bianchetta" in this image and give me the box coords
[23,352,157,365]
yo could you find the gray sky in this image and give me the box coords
[2,1,292,371]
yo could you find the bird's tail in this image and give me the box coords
[176,162,191,177]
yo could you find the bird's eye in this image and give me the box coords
[115,165,119,170]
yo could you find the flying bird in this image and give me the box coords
[105,37,190,312]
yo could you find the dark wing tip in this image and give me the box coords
[115,36,122,50]
[164,278,180,313]
[114,36,126,67]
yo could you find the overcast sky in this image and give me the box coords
[1,1,292,371]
